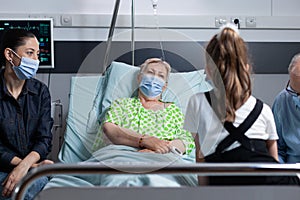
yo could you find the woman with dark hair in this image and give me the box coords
[0,29,53,200]
[184,24,300,185]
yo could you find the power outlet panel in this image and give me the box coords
[215,16,227,27]
[61,15,72,26]
[246,17,256,28]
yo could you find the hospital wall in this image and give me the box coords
[1,0,299,160]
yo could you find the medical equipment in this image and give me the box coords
[170,146,183,156]
[0,18,54,69]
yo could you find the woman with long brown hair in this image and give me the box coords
[184,23,299,185]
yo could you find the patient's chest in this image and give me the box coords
[120,99,182,140]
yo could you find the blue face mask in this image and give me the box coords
[10,50,39,80]
[139,74,165,98]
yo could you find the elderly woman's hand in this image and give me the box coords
[141,136,170,154]
[138,149,155,153]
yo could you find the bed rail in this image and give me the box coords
[12,162,300,200]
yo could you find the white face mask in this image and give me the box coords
[9,49,39,80]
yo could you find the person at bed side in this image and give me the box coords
[184,23,300,185]
[272,53,300,163]
[100,58,195,155]
[0,29,54,200]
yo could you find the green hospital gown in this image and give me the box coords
[97,97,195,154]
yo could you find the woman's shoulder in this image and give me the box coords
[26,78,50,93]
[261,101,274,118]
[247,96,273,118]
[28,78,47,86]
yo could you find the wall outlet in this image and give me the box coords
[61,15,72,26]
[246,17,256,28]
[215,16,227,27]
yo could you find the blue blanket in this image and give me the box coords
[44,145,197,188]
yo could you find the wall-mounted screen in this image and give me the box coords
[0,18,54,69]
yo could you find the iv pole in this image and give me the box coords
[103,0,120,71]
[103,0,135,71]
[131,0,135,66]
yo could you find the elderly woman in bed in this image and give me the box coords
[101,58,194,155]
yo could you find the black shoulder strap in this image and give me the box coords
[204,92,211,105]
[204,92,264,153]
[216,99,263,153]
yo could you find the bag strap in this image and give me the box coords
[216,99,263,153]
[205,91,211,105]
[204,92,263,153]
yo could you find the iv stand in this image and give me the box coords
[131,0,135,66]
[103,0,135,71]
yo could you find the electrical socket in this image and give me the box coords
[231,17,242,25]
[61,15,72,26]
[246,17,256,28]
[215,16,227,27]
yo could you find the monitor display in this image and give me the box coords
[0,18,54,69]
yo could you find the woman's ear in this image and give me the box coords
[162,81,168,92]
[137,73,142,84]
[4,48,13,62]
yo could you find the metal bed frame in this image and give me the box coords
[13,162,300,200]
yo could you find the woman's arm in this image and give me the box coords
[194,133,208,185]
[103,122,170,153]
[266,139,279,161]
[163,104,195,155]
[272,98,287,163]
[102,122,141,147]
[2,151,40,197]
[194,134,204,162]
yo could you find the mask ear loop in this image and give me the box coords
[9,49,21,59]
[8,59,14,67]
[160,76,169,101]
[7,48,21,67]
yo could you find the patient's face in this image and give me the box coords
[143,62,168,82]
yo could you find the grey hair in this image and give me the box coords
[288,53,300,73]
[139,58,171,81]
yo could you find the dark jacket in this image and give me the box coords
[0,69,53,172]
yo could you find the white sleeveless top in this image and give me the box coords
[184,94,278,156]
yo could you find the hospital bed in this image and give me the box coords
[17,60,211,199]
[13,61,300,200]
[13,0,300,198]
